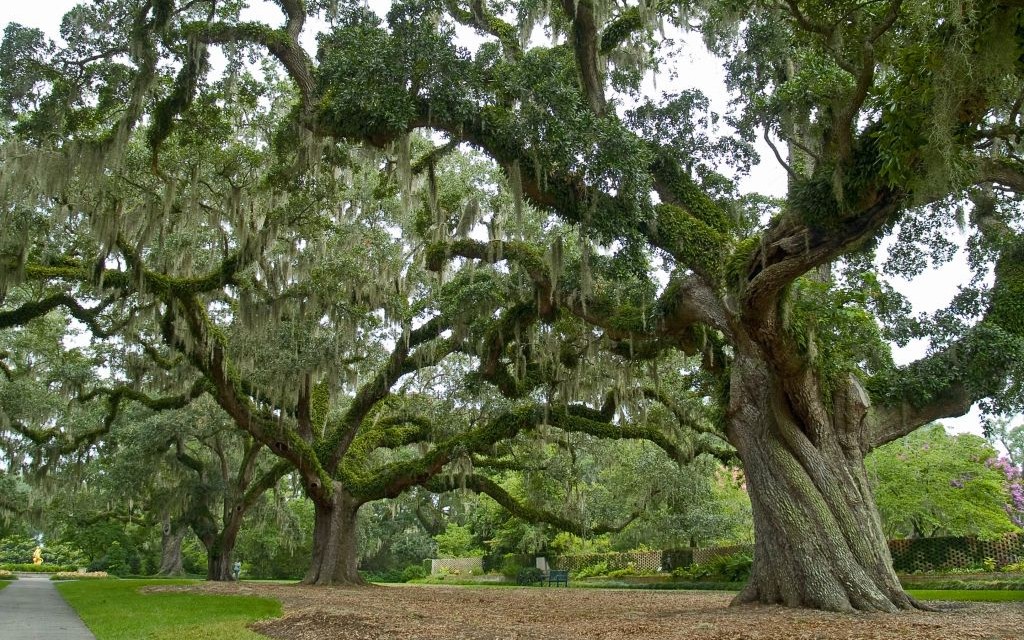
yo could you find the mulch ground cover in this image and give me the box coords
[155,581,1024,640]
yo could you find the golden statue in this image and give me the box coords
[32,546,43,565]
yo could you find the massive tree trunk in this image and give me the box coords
[157,516,187,577]
[304,483,364,586]
[725,347,926,612]
[206,544,233,581]
[194,521,241,581]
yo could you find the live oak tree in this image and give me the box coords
[299,0,1024,611]
[7,0,1024,612]
[129,399,292,581]
[0,1,728,588]
[181,0,1024,611]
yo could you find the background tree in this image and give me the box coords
[867,424,1021,539]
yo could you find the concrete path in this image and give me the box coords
[0,573,96,639]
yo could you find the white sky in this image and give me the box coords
[1,0,991,435]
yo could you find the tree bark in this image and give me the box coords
[157,516,187,577]
[203,516,244,581]
[725,347,928,612]
[304,483,364,586]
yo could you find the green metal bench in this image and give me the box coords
[546,569,569,587]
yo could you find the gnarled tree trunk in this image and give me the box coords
[204,518,244,581]
[193,524,240,581]
[157,516,187,577]
[726,347,925,612]
[304,483,364,586]
[206,545,233,581]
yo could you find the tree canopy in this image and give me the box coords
[3,0,1024,613]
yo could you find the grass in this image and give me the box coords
[908,589,1024,602]
[0,581,9,592]
[56,579,282,640]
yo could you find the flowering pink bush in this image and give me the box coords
[987,456,1024,528]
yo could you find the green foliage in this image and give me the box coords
[181,536,208,576]
[901,576,1024,590]
[573,561,609,579]
[1,562,76,572]
[401,564,427,582]
[606,563,639,578]
[360,563,428,583]
[1003,560,1024,573]
[784,271,894,390]
[671,552,752,583]
[236,498,313,580]
[0,535,39,563]
[498,554,531,579]
[0,535,90,567]
[101,541,130,577]
[316,5,471,143]
[867,425,1021,539]
[516,566,545,584]
[433,523,484,558]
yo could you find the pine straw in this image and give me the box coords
[156,582,1024,640]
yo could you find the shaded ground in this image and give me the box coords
[160,582,1024,640]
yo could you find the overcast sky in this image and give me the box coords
[2,1,994,435]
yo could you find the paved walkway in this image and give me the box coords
[0,573,96,639]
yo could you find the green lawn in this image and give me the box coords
[0,581,10,591]
[56,579,282,640]
[908,589,1024,602]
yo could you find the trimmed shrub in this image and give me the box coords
[0,563,76,573]
[51,571,110,580]
[499,554,531,579]
[401,564,428,582]
[516,567,545,585]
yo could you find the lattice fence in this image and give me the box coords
[550,550,662,573]
[693,544,753,565]
[430,557,483,575]
[889,533,1023,573]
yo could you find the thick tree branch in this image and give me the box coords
[0,293,121,336]
[323,316,451,470]
[443,0,522,59]
[185,10,315,105]
[426,473,640,535]
[560,0,606,116]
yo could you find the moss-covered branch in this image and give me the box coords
[559,0,606,116]
[443,0,522,59]
[0,293,121,337]
[182,7,315,105]
[323,316,452,470]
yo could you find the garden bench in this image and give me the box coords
[516,568,569,586]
